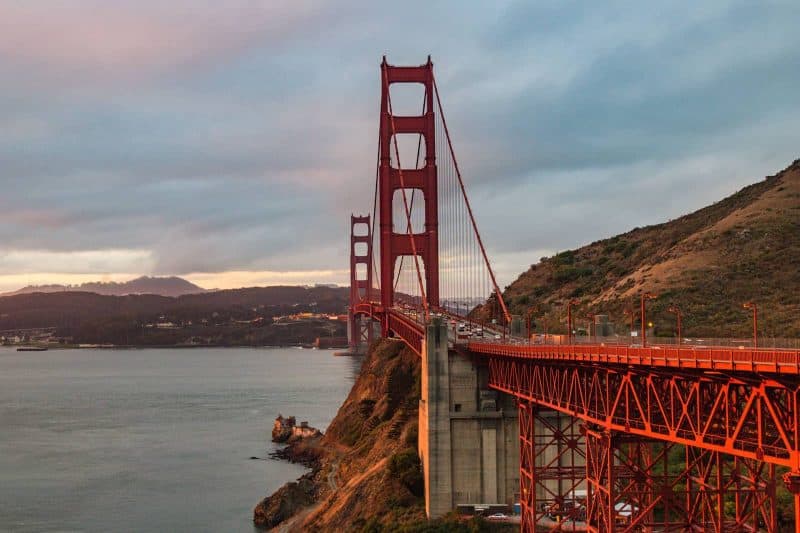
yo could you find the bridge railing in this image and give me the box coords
[520,334,800,350]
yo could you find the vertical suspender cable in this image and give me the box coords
[432,74,511,324]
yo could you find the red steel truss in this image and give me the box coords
[518,400,585,530]
[488,356,795,531]
[486,357,800,467]
[583,427,777,532]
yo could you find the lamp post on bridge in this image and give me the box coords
[623,308,635,344]
[667,305,682,347]
[567,299,579,345]
[640,293,657,347]
[526,306,537,344]
[585,313,596,343]
[743,302,758,348]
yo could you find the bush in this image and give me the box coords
[553,266,593,283]
[389,448,424,497]
[553,250,576,266]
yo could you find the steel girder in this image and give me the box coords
[518,401,585,531]
[487,357,800,467]
[491,357,790,532]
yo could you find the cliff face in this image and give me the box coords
[254,338,426,530]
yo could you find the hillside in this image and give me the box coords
[497,159,800,339]
[4,276,206,297]
[0,285,349,346]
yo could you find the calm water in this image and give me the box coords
[0,347,361,533]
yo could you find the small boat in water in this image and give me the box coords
[16,346,49,352]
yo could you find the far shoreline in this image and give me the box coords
[3,344,351,351]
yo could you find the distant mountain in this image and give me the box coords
[5,276,207,298]
[492,159,800,338]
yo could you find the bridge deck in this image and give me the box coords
[468,341,800,376]
[363,306,800,376]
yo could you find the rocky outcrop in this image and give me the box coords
[272,415,322,444]
[253,473,316,529]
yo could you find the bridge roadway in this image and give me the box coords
[371,304,800,376]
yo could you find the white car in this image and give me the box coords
[486,513,508,520]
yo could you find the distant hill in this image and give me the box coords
[5,276,206,298]
[0,285,349,346]
[494,159,800,338]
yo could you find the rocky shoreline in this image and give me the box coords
[253,416,325,529]
[253,339,427,531]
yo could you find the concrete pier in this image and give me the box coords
[419,318,519,517]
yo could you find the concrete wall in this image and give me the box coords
[419,319,520,517]
[418,319,453,518]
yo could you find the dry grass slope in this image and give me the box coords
[500,159,800,338]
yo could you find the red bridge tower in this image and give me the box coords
[379,56,439,315]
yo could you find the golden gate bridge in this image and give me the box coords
[348,56,800,532]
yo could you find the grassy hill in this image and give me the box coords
[497,159,800,339]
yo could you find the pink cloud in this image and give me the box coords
[0,1,329,83]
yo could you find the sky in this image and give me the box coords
[0,1,798,293]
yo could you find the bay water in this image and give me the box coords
[0,347,361,532]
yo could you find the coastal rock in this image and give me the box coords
[253,474,316,529]
[272,414,322,443]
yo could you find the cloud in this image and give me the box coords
[0,1,333,87]
[0,249,154,275]
[185,269,348,290]
[0,1,797,293]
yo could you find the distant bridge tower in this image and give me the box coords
[379,56,439,313]
[348,214,373,353]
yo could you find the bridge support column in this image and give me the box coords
[585,428,691,532]
[419,320,519,518]
[584,427,779,532]
[784,471,800,533]
[585,427,616,532]
[419,318,452,517]
[519,401,585,532]
[684,447,777,532]
[347,314,374,354]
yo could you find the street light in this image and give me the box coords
[743,302,758,348]
[623,308,635,343]
[526,306,537,344]
[640,293,657,347]
[567,299,580,345]
[667,305,682,347]
[585,313,596,343]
